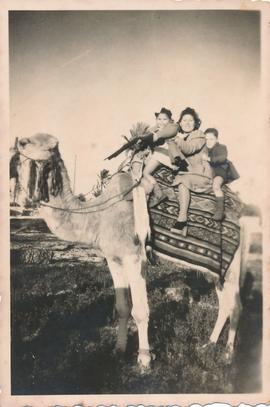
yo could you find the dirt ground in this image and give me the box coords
[10,218,262,395]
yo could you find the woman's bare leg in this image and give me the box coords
[171,183,190,235]
[177,184,190,222]
[213,176,224,197]
[212,176,225,221]
[143,159,160,187]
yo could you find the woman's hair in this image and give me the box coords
[205,128,219,138]
[177,107,201,133]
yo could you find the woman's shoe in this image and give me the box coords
[171,221,188,236]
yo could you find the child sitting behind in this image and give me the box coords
[203,128,239,221]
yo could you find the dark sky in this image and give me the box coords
[9,10,260,93]
[9,10,261,202]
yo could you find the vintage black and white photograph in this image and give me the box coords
[1,1,270,405]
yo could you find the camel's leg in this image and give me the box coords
[209,286,242,362]
[209,285,230,344]
[226,292,242,358]
[124,254,151,370]
[239,216,254,286]
[209,240,242,360]
[224,231,244,358]
[107,257,131,353]
[114,287,130,352]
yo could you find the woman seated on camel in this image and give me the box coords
[167,107,213,234]
[142,107,188,196]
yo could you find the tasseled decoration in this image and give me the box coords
[9,152,20,179]
[49,150,63,197]
[28,160,37,199]
[37,145,63,202]
[129,122,150,139]
[38,162,50,202]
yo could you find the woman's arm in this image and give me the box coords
[139,123,179,149]
[176,132,205,155]
[152,123,179,141]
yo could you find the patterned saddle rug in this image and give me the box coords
[149,166,243,279]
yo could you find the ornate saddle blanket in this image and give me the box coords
[149,166,243,278]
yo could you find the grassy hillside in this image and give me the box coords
[10,219,262,394]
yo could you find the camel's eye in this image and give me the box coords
[19,138,31,147]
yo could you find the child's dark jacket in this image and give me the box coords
[208,142,239,183]
[208,143,227,168]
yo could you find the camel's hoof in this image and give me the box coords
[196,340,214,351]
[138,363,151,375]
[224,345,234,364]
[115,342,127,352]
[137,350,151,374]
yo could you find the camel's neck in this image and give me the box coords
[39,161,101,246]
[55,163,79,208]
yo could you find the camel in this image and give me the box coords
[14,132,249,371]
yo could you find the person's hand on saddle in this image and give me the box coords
[173,156,189,172]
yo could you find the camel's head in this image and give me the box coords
[18,133,58,160]
[17,133,63,204]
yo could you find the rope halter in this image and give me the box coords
[16,148,146,214]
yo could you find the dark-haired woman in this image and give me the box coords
[167,107,213,234]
